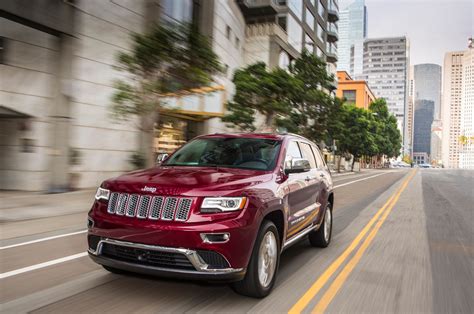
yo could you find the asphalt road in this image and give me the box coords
[1,169,472,313]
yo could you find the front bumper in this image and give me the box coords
[88,238,246,282]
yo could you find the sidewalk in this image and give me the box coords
[0,189,95,222]
[330,168,378,177]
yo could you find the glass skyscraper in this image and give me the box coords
[337,0,367,77]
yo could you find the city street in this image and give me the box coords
[1,169,472,313]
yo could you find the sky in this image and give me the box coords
[340,0,473,66]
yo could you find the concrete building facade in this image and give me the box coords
[359,36,409,153]
[406,65,415,157]
[459,42,474,169]
[0,0,339,191]
[336,0,367,77]
[442,51,464,168]
[0,0,246,191]
[239,0,339,78]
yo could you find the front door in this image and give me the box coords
[286,141,321,239]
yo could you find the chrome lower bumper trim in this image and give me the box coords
[282,224,319,250]
[88,238,243,274]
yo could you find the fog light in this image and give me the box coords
[200,233,230,243]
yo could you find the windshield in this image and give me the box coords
[163,137,282,171]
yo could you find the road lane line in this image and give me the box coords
[0,230,87,250]
[288,170,415,314]
[334,171,394,189]
[312,170,416,313]
[0,252,88,279]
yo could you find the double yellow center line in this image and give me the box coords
[289,169,417,314]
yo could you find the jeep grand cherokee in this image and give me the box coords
[87,133,333,298]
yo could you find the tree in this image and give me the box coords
[222,62,295,131]
[223,50,336,141]
[332,104,377,171]
[369,98,401,158]
[111,23,222,167]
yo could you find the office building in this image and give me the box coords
[412,64,441,162]
[359,36,409,152]
[406,65,415,157]
[0,0,339,191]
[413,100,434,162]
[337,0,367,77]
[0,0,243,191]
[442,51,464,168]
[459,40,473,169]
[240,0,339,80]
[414,64,442,118]
[431,123,443,166]
[336,71,375,109]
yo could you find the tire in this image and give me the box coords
[102,265,127,274]
[309,201,332,248]
[231,220,280,298]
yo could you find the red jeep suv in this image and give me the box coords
[88,133,333,297]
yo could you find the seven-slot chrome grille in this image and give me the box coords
[107,192,193,222]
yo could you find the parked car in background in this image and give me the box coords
[87,133,334,298]
[418,163,433,168]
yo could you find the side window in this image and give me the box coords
[299,142,317,169]
[285,141,302,161]
[311,145,326,169]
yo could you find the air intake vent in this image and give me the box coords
[106,193,193,222]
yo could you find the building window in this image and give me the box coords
[305,33,314,53]
[162,0,193,23]
[318,0,325,18]
[226,25,231,39]
[279,51,291,69]
[317,46,323,57]
[288,0,303,20]
[278,15,287,31]
[287,14,303,52]
[317,23,324,42]
[343,90,357,103]
[305,7,315,31]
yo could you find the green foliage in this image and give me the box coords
[111,22,222,120]
[332,104,376,162]
[129,152,147,169]
[222,62,295,130]
[110,22,222,166]
[369,98,402,157]
[223,50,336,141]
[327,98,401,169]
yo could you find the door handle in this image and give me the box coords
[305,176,317,181]
[320,173,325,178]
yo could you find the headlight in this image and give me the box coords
[201,197,247,213]
[95,187,110,201]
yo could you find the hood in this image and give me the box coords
[103,166,274,196]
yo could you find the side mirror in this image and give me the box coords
[285,158,311,174]
[156,153,169,165]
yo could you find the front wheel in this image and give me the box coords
[309,201,332,248]
[231,220,280,298]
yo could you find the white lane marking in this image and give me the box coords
[0,252,88,279]
[0,230,87,250]
[334,171,393,189]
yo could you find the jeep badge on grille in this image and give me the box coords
[141,186,157,193]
